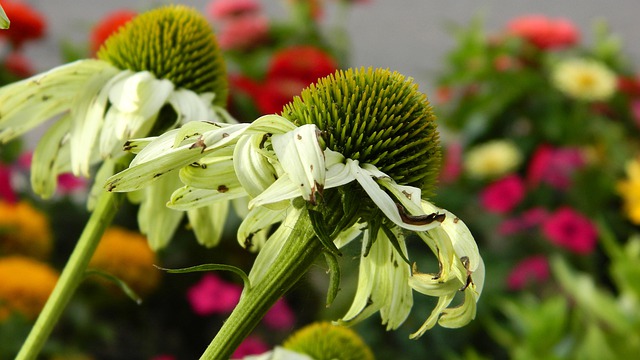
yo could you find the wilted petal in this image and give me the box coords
[237,206,288,251]
[30,115,72,198]
[409,293,456,339]
[136,173,185,250]
[168,89,214,125]
[187,202,230,248]
[169,185,245,210]
[271,124,325,203]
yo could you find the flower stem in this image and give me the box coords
[16,191,123,360]
[200,209,323,360]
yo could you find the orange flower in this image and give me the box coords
[89,227,160,296]
[0,200,52,260]
[0,256,58,320]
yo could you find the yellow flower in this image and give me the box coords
[617,157,640,224]
[464,140,522,179]
[0,200,52,259]
[283,322,374,360]
[89,227,160,296]
[0,256,59,320]
[552,58,617,101]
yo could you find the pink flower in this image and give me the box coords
[542,207,598,254]
[217,14,269,51]
[439,141,462,183]
[263,297,295,330]
[527,144,585,190]
[187,274,242,315]
[631,100,640,129]
[498,207,549,236]
[480,174,526,214]
[507,15,579,50]
[231,336,269,358]
[506,256,550,290]
[207,0,261,21]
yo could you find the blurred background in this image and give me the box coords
[2,1,640,359]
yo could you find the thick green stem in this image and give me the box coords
[200,210,323,360]
[17,191,123,360]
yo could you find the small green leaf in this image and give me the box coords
[323,252,341,307]
[85,269,142,305]
[154,263,250,290]
[308,208,342,256]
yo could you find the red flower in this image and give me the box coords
[267,46,338,86]
[542,207,598,254]
[207,0,261,21]
[506,256,550,290]
[631,100,640,128]
[480,174,526,214]
[3,51,34,78]
[255,77,307,114]
[187,274,242,315]
[527,144,585,190]
[90,9,137,55]
[263,297,295,330]
[618,75,640,98]
[506,15,579,50]
[0,1,46,49]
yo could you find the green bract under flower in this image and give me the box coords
[283,68,441,195]
[98,5,228,105]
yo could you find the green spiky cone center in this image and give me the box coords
[283,322,374,360]
[97,5,227,105]
[282,68,441,196]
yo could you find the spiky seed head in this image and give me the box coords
[283,322,374,360]
[282,67,441,196]
[97,5,227,105]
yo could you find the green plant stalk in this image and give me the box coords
[200,210,323,360]
[17,190,123,360]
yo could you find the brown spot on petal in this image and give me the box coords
[218,185,229,193]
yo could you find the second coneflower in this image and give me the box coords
[107,67,484,358]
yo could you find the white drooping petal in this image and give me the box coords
[0,60,110,143]
[324,149,355,190]
[409,292,457,339]
[234,134,278,199]
[187,201,230,248]
[168,89,214,125]
[136,173,185,250]
[108,71,174,119]
[244,114,297,135]
[248,207,302,285]
[237,205,288,251]
[271,124,325,203]
[169,185,246,210]
[339,228,413,330]
[349,160,439,232]
[248,174,303,209]
[422,201,481,274]
[438,258,485,329]
[68,65,120,176]
[30,114,72,198]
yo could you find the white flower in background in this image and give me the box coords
[552,58,617,101]
[464,139,522,179]
[107,68,484,336]
[0,5,231,249]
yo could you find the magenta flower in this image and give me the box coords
[527,144,585,190]
[480,174,526,214]
[263,297,295,330]
[187,274,242,315]
[0,163,17,203]
[231,336,269,358]
[542,207,598,254]
[506,255,550,290]
[498,207,549,236]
